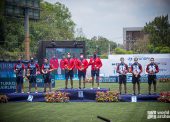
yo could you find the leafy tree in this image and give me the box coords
[133,34,150,53]
[0,1,75,59]
[30,1,75,53]
[144,15,170,53]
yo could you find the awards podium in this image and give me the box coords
[6,88,160,102]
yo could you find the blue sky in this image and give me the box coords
[45,0,170,44]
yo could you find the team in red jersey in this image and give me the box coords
[75,53,88,89]
[146,58,159,95]
[88,52,102,89]
[130,57,143,95]
[116,57,128,94]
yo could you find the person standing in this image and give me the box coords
[146,58,159,95]
[76,53,88,89]
[41,58,53,92]
[27,57,39,93]
[116,57,128,94]
[50,55,59,70]
[50,55,59,81]
[63,53,75,89]
[88,52,102,89]
[60,54,66,76]
[130,57,142,95]
[14,56,25,93]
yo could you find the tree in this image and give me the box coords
[133,34,150,53]
[85,36,117,56]
[29,1,75,53]
[0,1,75,59]
[144,15,170,53]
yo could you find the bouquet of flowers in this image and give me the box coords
[45,91,69,103]
[158,78,169,83]
[158,91,170,103]
[96,91,119,102]
[0,95,8,103]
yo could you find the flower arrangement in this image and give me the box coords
[96,91,119,102]
[158,78,170,83]
[0,95,8,103]
[158,91,170,103]
[45,91,69,103]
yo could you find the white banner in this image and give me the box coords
[86,54,170,82]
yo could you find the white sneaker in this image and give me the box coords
[35,91,38,93]
[97,87,100,89]
[91,87,93,90]
[27,91,30,94]
[21,91,24,93]
[14,92,18,93]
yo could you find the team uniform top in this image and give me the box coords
[75,58,89,72]
[50,58,59,69]
[73,58,78,69]
[116,63,128,75]
[14,63,25,77]
[27,63,39,76]
[41,63,53,74]
[88,57,102,71]
[63,58,75,70]
[130,62,143,75]
[60,58,65,70]
[146,63,159,75]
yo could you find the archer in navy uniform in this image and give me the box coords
[130,57,142,95]
[146,58,159,95]
[14,57,25,93]
[41,58,53,92]
[116,57,128,94]
[27,57,39,93]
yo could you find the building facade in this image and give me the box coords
[123,27,144,50]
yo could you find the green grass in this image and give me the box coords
[0,81,170,122]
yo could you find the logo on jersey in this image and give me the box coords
[149,65,156,72]
[132,64,141,73]
[119,64,127,73]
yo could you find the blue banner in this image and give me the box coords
[0,78,16,93]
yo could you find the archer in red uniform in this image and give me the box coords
[63,53,75,89]
[50,56,59,70]
[60,54,66,75]
[88,52,102,89]
[146,58,159,95]
[75,53,88,89]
